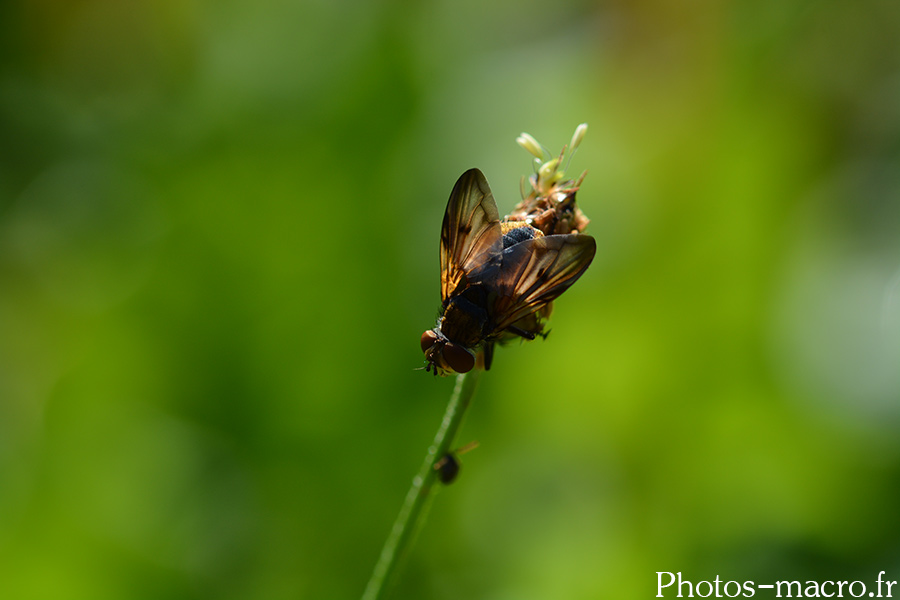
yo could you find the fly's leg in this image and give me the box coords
[483,342,495,370]
[505,325,537,340]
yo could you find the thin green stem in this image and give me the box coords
[362,370,481,600]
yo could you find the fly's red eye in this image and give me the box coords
[421,330,439,353]
[443,343,475,373]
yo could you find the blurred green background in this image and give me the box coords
[2,0,900,598]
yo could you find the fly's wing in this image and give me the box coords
[487,234,596,333]
[440,169,502,302]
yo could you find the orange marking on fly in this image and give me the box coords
[500,221,543,237]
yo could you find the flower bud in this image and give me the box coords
[569,123,588,152]
[516,132,544,160]
[538,157,561,183]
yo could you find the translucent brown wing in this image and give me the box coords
[440,169,502,302]
[487,234,596,333]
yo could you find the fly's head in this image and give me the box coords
[420,328,476,376]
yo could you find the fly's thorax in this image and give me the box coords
[439,291,489,347]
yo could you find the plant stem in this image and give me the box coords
[362,370,481,600]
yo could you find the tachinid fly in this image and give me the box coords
[420,168,595,376]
